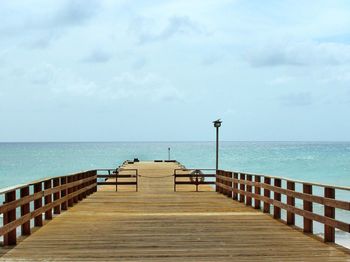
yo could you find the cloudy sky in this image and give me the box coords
[1,0,350,141]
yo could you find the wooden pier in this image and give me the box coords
[0,161,349,261]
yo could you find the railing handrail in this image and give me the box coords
[228,170,350,192]
[215,169,350,244]
[173,168,216,192]
[0,170,97,195]
[0,170,98,246]
[96,168,138,192]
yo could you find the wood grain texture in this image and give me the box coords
[0,162,349,261]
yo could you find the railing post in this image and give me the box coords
[274,178,281,219]
[246,175,252,206]
[34,182,43,227]
[73,175,79,203]
[324,187,335,242]
[53,178,61,214]
[44,179,53,220]
[20,186,31,235]
[136,170,138,192]
[216,170,221,193]
[287,181,295,225]
[116,170,119,192]
[3,190,16,245]
[82,172,87,199]
[94,170,98,192]
[68,176,74,207]
[303,184,313,233]
[78,173,83,201]
[263,177,271,213]
[254,175,261,209]
[61,176,68,210]
[226,172,231,197]
[230,171,233,198]
[233,173,238,200]
[239,173,245,203]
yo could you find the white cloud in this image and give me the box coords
[247,41,350,67]
[279,92,312,107]
[81,49,112,63]
[130,15,206,44]
[107,72,183,102]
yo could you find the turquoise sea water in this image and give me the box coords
[1,141,350,188]
[0,142,349,247]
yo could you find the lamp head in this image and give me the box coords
[213,119,222,128]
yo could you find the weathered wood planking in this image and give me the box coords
[0,162,349,261]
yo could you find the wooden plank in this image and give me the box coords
[0,162,348,261]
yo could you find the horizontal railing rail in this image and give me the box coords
[174,168,216,192]
[215,170,350,243]
[0,170,97,246]
[96,169,138,192]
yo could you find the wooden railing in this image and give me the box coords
[96,169,138,192]
[216,170,350,243]
[174,169,216,192]
[0,170,97,246]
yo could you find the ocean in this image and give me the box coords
[0,141,349,247]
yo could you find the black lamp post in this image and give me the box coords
[213,119,222,172]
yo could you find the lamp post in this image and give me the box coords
[213,119,222,172]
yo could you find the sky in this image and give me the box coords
[1,0,350,142]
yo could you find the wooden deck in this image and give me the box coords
[0,162,349,261]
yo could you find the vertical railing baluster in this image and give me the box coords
[287,181,295,225]
[20,186,31,235]
[44,179,52,220]
[3,190,16,245]
[246,175,252,206]
[34,182,43,227]
[233,173,238,200]
[68,176,74,207]
[53,178,61,214]
[94,170,98,192]
[61,176,68,210]
[303,184,313,233]
[254,175,261,209]
[263,177,271,213]
[78,173,83,201]
[239,173,245,203]
[227,172,232,197]
[82,172,87,199]
[274,178,281,219]
[73,174,78,204]
[324,187,335,242]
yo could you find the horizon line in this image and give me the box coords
[1,140,350,143]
